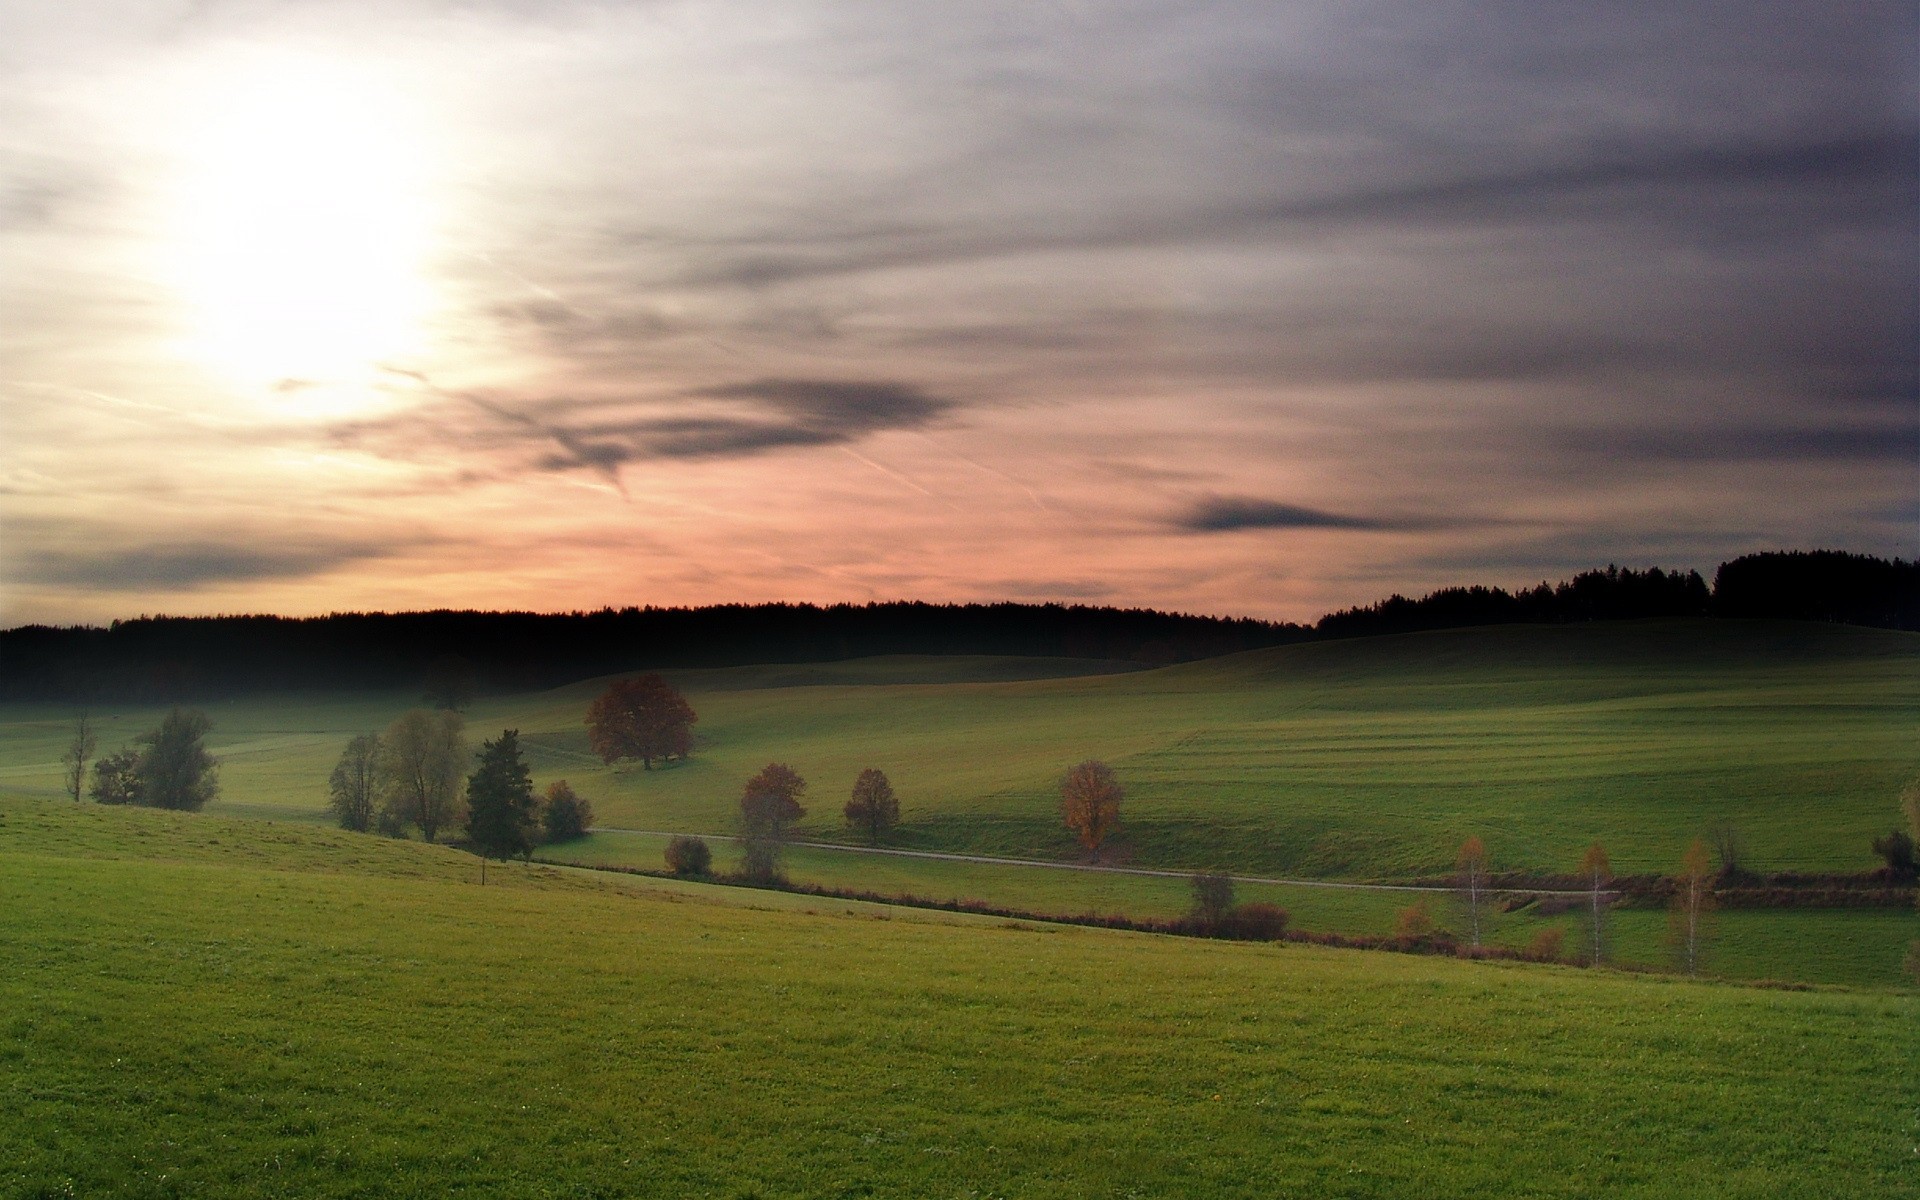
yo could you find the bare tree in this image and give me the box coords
[1577,842,1612,966]
[328,733,382,832]
[1706,822,1745,879]
[843,768,899,846]
[61,713,96,803]
[1671,838,1715,977]
[1060,760,1123,862]
[1455,836,1490,948]
[378,709,467,842]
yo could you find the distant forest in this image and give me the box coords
[2,550,1912,701]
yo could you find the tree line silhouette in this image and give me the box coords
[4,550,1911,701]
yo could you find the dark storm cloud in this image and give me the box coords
[12,541,392,591]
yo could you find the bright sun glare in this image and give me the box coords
[168,54,437,396]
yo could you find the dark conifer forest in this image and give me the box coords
[3,550,1911,701]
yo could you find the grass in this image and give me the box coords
[1,797,1914,1198]
[2,620,1912,882]
[546,830,1920,989]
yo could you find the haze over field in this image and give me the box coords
[3,1,1914,626]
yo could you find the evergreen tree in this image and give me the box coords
[466,729,539,863]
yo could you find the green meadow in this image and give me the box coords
[1,798,1913,1199]
[1,618,1912,988]
[2,619,1913,880]
[547,830,1917,989]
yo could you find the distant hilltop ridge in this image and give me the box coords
[2,550,1913,701]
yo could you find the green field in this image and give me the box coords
[1,798,1912,1199]
[544,830,1917,989]
[2,620,1913,882]
[2,619,1913,988]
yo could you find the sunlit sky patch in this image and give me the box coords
[1,1,1913,626]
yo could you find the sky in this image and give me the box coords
[2,1,1914,627]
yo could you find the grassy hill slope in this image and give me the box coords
[0,798,1912,1199]
[2,620,1913,878]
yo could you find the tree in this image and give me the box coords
[1060,760,1122,862]
[1577,842,1612,966]
[1706,821,1746,879]
[1455,836,1490,948]
[542,780,593,842]
[664,835,712,876]
[328,733,382,832]
[378,709,466,841]
[1190,872,1235,930]
[740,762,806,882]
[843,768,899,846]
[1870,829,1917,881]
[61,713,96,803]
[466,729,540,864]
[135,708,219,811]
[586,675,698,770]
[1671,838,1715,976]
[90,748,142,806]
[422,654,478,711]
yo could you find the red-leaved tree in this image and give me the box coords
[586,675,697,769]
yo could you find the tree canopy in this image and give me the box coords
[844,768,899,845]
[378,709,466,842]
[466,729,540,862]
[542,780,593,842]
[135,708,220,811]
[586,674,697,769]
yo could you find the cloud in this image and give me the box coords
[10,541,394,591]
[664,128,1915,289]
[331,377,956,482]
[1174,498,1407,534]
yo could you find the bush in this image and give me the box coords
[739,838,785,884]
[1395,899,1437,940]
[1525,928,1567,962]
[664,835,712,877]
[1870,829,1917,881]
[1215,901,1289,941]
[543,781,593,842]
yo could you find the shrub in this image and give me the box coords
[1215,901,1289,941]
[1525,928,1567,962]
[1395,899,1437,940]
[1870,829,1917,881]
[542,781,593,842]
[664,835,712,877]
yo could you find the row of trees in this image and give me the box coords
[61,709,220,810]
[326,712,594,856]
